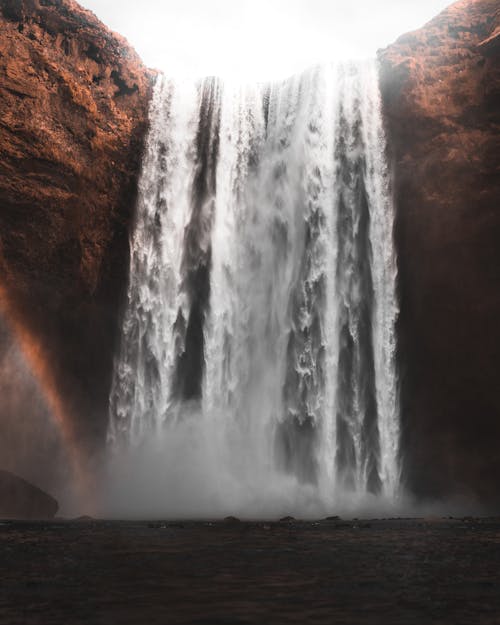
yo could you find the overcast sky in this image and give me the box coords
[80,0,452,80]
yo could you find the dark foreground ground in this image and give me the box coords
[1,517,500,624]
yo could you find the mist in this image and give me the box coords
[100,406,407,520]
[99,409,484,521]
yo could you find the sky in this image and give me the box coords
[80,0,452,81]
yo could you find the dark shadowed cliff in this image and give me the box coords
[379,0,500,507]
[0,0,153,456]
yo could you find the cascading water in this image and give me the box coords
[107,60,400,518]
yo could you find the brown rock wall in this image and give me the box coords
[379,0,500,507]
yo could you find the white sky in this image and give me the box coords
[80,0,452,81]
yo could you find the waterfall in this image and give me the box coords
[107,61,400,517]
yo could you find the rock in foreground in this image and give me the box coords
[0,470,58,519]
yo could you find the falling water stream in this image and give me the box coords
[107,61,399,518]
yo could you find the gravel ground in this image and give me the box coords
[1,517,499,624]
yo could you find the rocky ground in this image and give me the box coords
[1,517,499,624]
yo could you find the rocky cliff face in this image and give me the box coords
[379,0,500,507]
[0,0,153,456]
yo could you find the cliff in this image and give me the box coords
[379,0,500,506]
[0,0,153,453]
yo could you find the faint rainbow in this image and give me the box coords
[0,283,91,505]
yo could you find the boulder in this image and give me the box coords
[0,470,58,519]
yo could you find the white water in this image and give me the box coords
[106,61,400,519]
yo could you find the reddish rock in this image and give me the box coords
[379,0,500,507]
[0,470,58,519]
[0,1,154,450]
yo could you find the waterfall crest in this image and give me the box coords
[107,61,400,517]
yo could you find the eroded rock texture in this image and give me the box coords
[379,0,500,507]
[0,0,153,452]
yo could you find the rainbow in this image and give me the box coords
[0,283,92,509]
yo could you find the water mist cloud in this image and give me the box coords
[101,408,409,520]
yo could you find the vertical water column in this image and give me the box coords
[273,67,337,485]
[202,82,271,481]
[173,78,221,402]
[331,61,399,496]
[359,61,400,495]
[108,76,201,446]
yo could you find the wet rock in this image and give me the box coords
[0,470,58,519]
